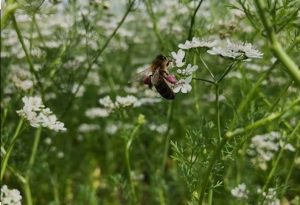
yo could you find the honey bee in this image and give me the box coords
[139,54,177,100]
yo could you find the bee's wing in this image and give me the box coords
[151,68,160,85]
[129,66,152,84]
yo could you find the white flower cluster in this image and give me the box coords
[173,76,193,93]
[170,50,197,94]
[1,185,22,205]
[178,37,217,50]
[231,183,248,199]
[85,108,110,118]
[258,188,280,205]
[177,64,198,75]
[78,123,100,133]
[98,95,162,113]
[17,96,66,132]
[248,131,296,170]
[207,40,263,59]
[177,37,263,59]
[149,123,168,134]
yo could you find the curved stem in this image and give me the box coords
[1,118,24,180]
[11,14,45,102]
[193,77,216,85]
[187,0,205,40]
[125,124,141,204]
[254,0,300,86]
[26,127,42,178]
[198,138,227,205]
[61,0,136,118]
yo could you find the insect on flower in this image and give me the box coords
[137,55,177,100]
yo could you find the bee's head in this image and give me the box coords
[153,54,169,66]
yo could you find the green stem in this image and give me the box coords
[198,138,227,205]
[11,14,45,102]
[199,55,216,81]
[192,77,216,85]
[145,0,165,51]
[217,61,238,83]
[254,0,300,86]
[225,97,300,139]
[261,122,300,203]
[215,84,222,142]
[23,181,33,205]
[0,2,20,30]
[187,0,204,40]
[26,127,42,178]
[61,0,135,118]
[0,118,24,180]
[125,124,141,204]
[161,101,174,173]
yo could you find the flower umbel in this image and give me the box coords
[207,40,263,59]
[173,76,192,93]
[171,49,185,67]
[17,96,66,132]
[177,64,199,75]
[1,185,22,205]
[231,183,248,199]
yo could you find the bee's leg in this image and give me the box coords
[149,74,153,88]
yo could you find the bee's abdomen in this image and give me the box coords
[155,78,175,100]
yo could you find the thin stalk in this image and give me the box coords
[187,0,205,40]
[217,61,238,83]
[23,181,33,205]
[199,55,216,81]
[225,97,300,139]
[198,138,227,205]
[254,0,300,86]
[11,14,45,102]
[125,124,141,204]
[208,181,213,205]
[193,77,216,85]
[61,0,136,118]
[1,108,8,130]
[161,101,174,173]
[26,127,42,178]
[215,84,222,142]
[260,122,300,203]
[145,0,165,51]
[281,147,298,198]
[1,118,24,180]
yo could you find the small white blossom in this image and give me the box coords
[248,132,281,170]
[85,108,110,118]
[105,123,119,135]
[282,143,295,152]
[13,76,33,91]
[179,37,216,50]
[44,137,52,145]
[149,123,168,134]
[177,64,198,75]
[207,40,263,59]
[133,97,162,107]
[17,96,66,132]
[1,185,22,205]
[231,183,248,199]
[261,188,280,205]
[78,123,100,133]
[115,95,138,107]
[171,49,185,67]
[57,151,64,159]
[99,96,115,110]
[173,76,192,93]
